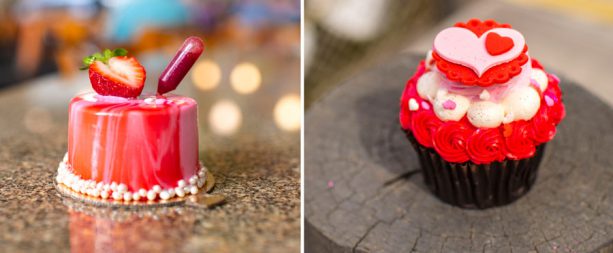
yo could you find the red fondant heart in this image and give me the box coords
[485,32,514,56]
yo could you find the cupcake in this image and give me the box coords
[399,19,565,209]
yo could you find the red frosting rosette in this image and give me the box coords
[411,110,442,148]
[466,128,506,164]
[543,81,565,125]
[531,105,557,143]
[503,120,536,159]
[432,121,473,163]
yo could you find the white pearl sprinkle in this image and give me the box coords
[147,190,156,201]
[409,98,419,111]
[56,158,214,201]
[123,192,132,201]
[117,184,128,193]
[175,187,185,197]
[168,188,175,198]
[190,186,199,195]
[159,190,170,200]
[189,176,197,185]
[112,191,122,200]
[91,189,100,197]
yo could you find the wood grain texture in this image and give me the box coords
[305,54,613,253]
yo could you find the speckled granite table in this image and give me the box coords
[0,73,300,253]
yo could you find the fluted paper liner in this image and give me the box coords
[406,132,545,209]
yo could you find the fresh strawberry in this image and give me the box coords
[81,49,146,98]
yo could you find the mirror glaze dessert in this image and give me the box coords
[57,37,208,202]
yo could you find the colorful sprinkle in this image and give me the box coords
[544,95,554,106]
[421,101,431,110]
[327,180,334,189]
[503,124,513,137]
[442,99,456,110]
[408,98,419,111]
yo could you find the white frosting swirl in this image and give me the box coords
[417,71,441,100]
[467,101,505,128]
[502,86,540,120]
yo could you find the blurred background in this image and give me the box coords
[305,0,613,108]
[0,0,300,141]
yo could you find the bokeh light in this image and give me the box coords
[274,94,301,131]
[230,62,261,94]
[192,59,222,91]
[209,99,242,136]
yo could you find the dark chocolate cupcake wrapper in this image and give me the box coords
[405,131,545,209]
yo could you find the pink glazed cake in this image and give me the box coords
[57,93,206,201]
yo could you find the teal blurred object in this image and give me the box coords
[106,0,189,42]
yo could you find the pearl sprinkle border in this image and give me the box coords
[56,153,207,202]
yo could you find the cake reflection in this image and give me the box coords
[67,204,195,253]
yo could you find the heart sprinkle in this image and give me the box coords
[421,101,431,110]
[442,99,457,110]
[545,95,554,106]
[485,32,514,56]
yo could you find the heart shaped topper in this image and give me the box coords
[433,27,525,77]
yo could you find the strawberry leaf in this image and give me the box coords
[113,48,128,56]
[80,48,130,70]
[103,49,113,60]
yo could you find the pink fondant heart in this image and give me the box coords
[433,27,525,77]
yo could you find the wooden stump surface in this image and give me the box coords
[305,54,613,253]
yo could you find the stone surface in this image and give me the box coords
[0,76,300,253]
[305,54,613,253]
